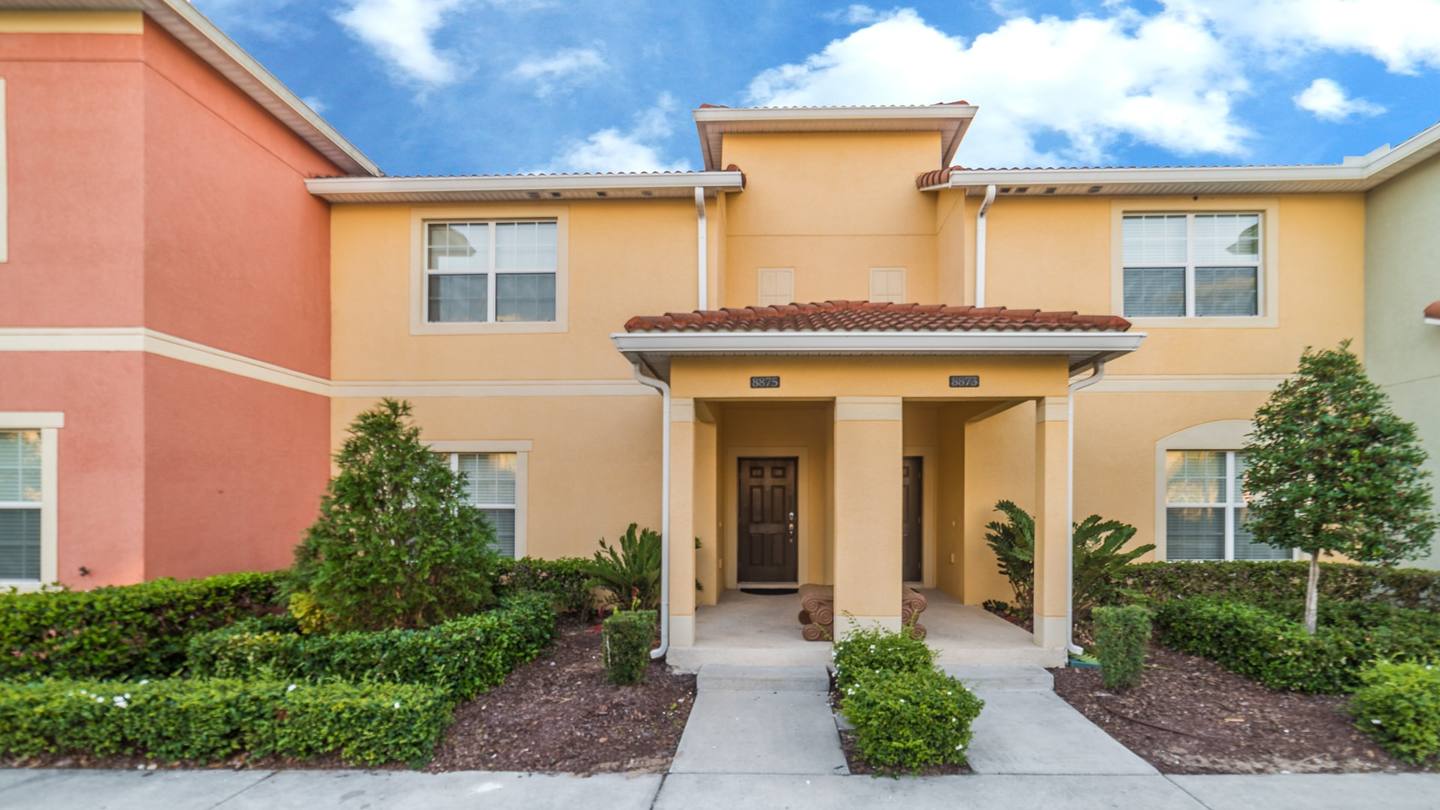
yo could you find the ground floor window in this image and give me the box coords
[0,429,43,581]
[443,451,518,558]
[1164,449,1289,561]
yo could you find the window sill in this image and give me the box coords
[410,320,568,336]
[0,580,46,593]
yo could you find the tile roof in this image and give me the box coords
[1426,301,1440,320]
[624,301,1131,334]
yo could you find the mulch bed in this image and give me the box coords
[1051,645,1424,774]
[427,617,695,774]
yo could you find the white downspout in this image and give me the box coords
[695,187,708,310]
[632,360,672,660]
[975,184,997,307]
[1066,360,1107,656]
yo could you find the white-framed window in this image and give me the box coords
[1164,450,1288,561]
[424,220,557,324]
[434,447,527,558]
[1123,213,1261,318]
[0,429,42,581]
[869,267,906,303]
[756,268,794,307]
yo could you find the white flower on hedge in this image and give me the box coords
[393,701,402,709]
[113,696,128,708]
[287,684,297,693]
[1371,718,1383,725]
[138,679,149,686]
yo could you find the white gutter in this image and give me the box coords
[1065,361,1107,656]
[695,187,708,310]
[612,330,1144,363]
[631,361,672,660]
[1426,318,1440,327]
[306,171,745,199]
[975,184,996,307]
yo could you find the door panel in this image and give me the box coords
[738,457,798,583]
[903,456,923,582]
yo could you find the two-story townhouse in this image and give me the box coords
[2,2,1435,668]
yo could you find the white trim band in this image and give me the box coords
[612,330,1144,355]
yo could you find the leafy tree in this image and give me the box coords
[289,398,499,630]
[1244,342,1436,635]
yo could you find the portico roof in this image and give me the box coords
[613,302,1144,379]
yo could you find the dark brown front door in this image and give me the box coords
[738,457,798,583]
[903,456,923,582]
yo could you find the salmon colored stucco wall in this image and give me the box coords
[0,31,146,327]
[141,23,338,376]
[0,353,146,587]
[142,355,330,580]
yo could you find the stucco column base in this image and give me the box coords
[670,614,696,647]
[1033,615,1067,650]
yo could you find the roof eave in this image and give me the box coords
[306,171,746,202]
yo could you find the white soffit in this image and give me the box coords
[694,104,977,171]
[306,171,746,203]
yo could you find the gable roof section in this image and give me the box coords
[20,0,380,176]
[695,103,977,171]
[624,301,1131,333]
[918,119,1440,196]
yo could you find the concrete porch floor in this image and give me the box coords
[667,588,1064,671]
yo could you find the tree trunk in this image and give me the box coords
[1304,550,1321,636]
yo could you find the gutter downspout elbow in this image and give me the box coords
[1065,360,1107,657]
[631,360,672,660]
[695,187,708,310]
[975,184,997,308]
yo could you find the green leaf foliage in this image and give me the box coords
[601,609,656,685]
[833,624,936,694]
[1154,597,1440,693]
[1115,560,1440,613]
[1350,660,1440,765]
[1072,517,1154,619]
[1093,605,1151,691]
[0,572,281,680]
[843,667,984,773]
[290,399,499,631]
[184,593,555,700]
[984,500,1035,615]
[1244,342,1437,564]
[0,678,451,767]
[581,524,661,610]
[494,557,592,615]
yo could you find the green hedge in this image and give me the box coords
[1093,605,1151,691]
[833,625,936,694]
[1154,598,1440,693]
[185,593,555,699]
[1119,561,1440,612]
[0,678,451,767]
[843,666,984,773]
[0,573,282,681]
[493,557,591,615]
[602,609,655,685]
[1351,660,1440,765]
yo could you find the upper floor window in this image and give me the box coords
[0,430,42,582]
[425,220,557,324]
[1122,213,1261,318]
[1165,450,1288,561]
[869,267,906,304]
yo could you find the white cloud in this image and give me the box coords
[1293,78,1386,121]
[510,48,607,97]
[824,4,893,25]
[334,0,466,85]
[545,94,690,173]
[301,95,328,115]
[1169,0,1440,74]
[746,8,1250,167]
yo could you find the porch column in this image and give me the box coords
[669,398,697,646]
[694,403,719,607]
[1033,396,1069,650]
[833,396,904,633]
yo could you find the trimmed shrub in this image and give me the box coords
[1093,605,1151,690]
[833,624,936,694]
[0,572,281,681]
[843,667,985,773]
[1350,661,1440,765]
[0,678,451,766]
[1118,561,1440,613]
[495,557,591,615]
[602,609,655,685]
[185,593,555,699]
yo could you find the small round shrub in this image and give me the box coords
[1093,605,1151,690]
[1350,660,1440,765]
[602,609,656,685]
[843,667,985,773]
[833,625,935,693]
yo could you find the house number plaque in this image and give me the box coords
[750,375,781,389]
[948,375,981,388]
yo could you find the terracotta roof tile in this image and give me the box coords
[1426,300,1440,320]
[624,301,1131,334]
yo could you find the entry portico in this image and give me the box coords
[613,301,1143,664]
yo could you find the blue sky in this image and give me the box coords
[193,0,1440,176]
